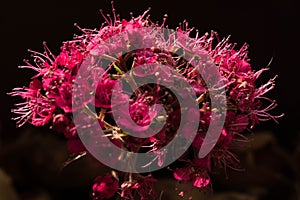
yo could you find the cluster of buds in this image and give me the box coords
[9,3,281,200]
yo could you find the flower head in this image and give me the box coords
[91,175,119,200]
[9,3,282,199]
[121,176,158,200]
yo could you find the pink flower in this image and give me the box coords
[55,46,83,70]
[174,167,191,181]
[91,175,119,200]
[52,114,77,138]
[121,176,158,200]
[55,82,73,113]
[95,77,118,108]
[52,114,70,134]
[192,174,210,189]
[9,79,55,127]
[42,69,69,99]
[133,49,159,77]
[116,95,159,132]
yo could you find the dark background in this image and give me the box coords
[0,0,299,199]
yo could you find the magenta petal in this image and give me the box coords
[173,167,191,181]
[192,176,210,189]
[67,139,86,154]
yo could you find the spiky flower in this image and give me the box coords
[9,2,282,199]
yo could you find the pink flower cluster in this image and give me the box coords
[9,3,281,200]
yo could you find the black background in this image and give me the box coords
[0,0,299,199]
